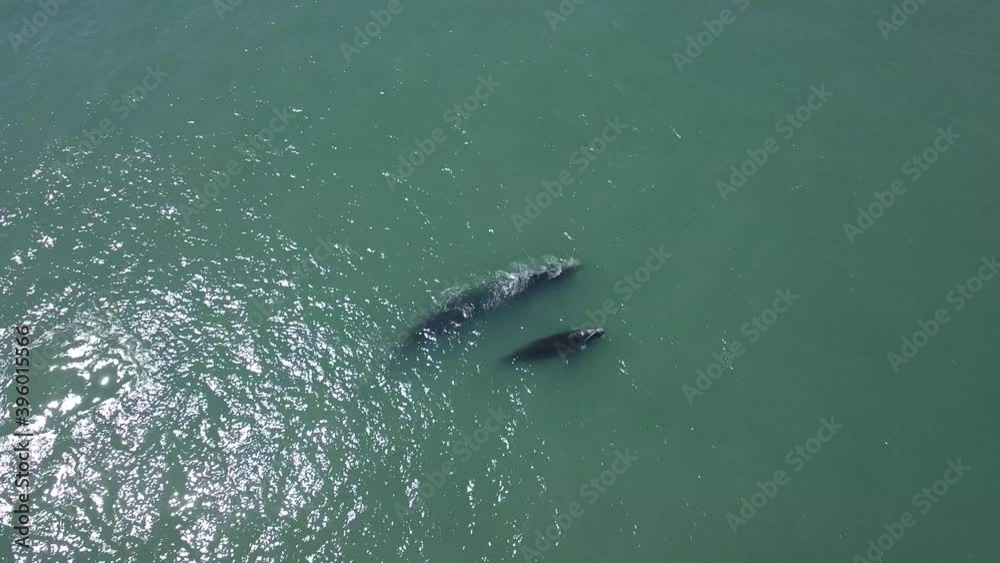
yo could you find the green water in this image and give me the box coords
[3,0,999,561]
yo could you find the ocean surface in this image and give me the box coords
[2,0,999,561]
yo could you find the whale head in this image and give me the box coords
[541,257,583,280]
[558,257,582,274]
[577,327,605,345]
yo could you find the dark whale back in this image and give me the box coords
[407,258,581,344]
[508,328,605,360]
[406,285,495,342]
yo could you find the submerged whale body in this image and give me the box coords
[507,328,605,361]
[407,258,582,344]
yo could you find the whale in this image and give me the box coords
[406,258,582,344]
[507,328,605,361]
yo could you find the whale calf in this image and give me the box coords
[407,258,582,344]
[507,328,605,361]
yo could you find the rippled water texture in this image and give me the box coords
[3,0,1000,561]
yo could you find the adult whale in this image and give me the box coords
[506,328,605,361]
[406,258,582,344]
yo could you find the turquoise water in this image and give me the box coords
[2,0,999,561]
